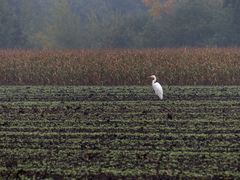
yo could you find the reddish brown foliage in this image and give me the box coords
[143,0,173,16]
[0,48,240,85]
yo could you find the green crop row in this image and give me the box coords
[0,86,239,178]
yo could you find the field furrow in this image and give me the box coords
[0,86,239,179]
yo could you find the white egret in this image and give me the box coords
[149,75,163,100]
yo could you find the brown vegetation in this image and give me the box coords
[0,48,240,85]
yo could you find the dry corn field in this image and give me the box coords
[0,48,240,85]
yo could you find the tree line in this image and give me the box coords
[0,0,239,49]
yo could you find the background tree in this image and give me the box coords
[0,0,26,48]
[223,0,240,45]
[0,0,240,48]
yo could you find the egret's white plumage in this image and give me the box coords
[149,75,163,100]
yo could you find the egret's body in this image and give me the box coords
[150,75,163,100]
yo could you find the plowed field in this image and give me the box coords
[0,86,239,179]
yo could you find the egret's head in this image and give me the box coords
[149,75,156,79]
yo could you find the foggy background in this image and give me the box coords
[0,0,239,49]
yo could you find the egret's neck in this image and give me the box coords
[152,77,156,85]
